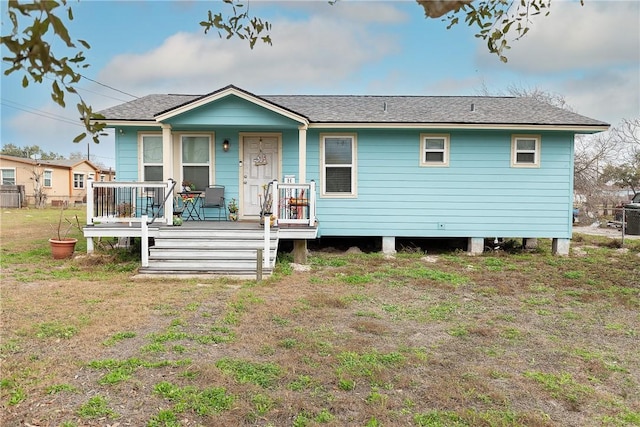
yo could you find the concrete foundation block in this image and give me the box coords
[467,237,484,256]
[552,238,570,256]
[293,240,308,264]
[382,236,396,255]
[523,238,538,250]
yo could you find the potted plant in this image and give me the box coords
[49,207,80,259]
[228,198,238,221]
[182,180,196,192]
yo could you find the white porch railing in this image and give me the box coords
[272,180,316,227]
[86,179,176,226]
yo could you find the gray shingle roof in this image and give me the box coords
[97,87,608,127]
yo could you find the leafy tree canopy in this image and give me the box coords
[2,0,583,144]
[1,143,65,160]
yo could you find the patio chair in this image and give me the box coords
[201,185,226,221]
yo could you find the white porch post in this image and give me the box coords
[166,179,174,225]
[298,125,307,183]
[141,215,149,267]
[86,178,94,253]
[161,124,173,182]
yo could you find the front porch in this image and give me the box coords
[83,180,318,276]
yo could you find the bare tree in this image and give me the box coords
[29,164,47,209]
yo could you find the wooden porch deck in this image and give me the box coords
[82,219,318,277]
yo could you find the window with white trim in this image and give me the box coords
[1,168,16,185]
[141,134,163,181]
[420,134,450,167]
[511,135,541,167]
[321,134,357,196]
[181,135,211,191]
[43,170,53,187]
[73,173,85,189]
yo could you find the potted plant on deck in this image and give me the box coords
[228,198,238,221]
[49,207,80,259]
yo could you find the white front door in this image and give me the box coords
[242,135,279,217]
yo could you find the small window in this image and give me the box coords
[420,134,450,167]
[1,168,16,185]
[100,174,105,182]
[43,170,53,187]
[73,173,85,189]
[321,134,357,197]
[512,135,541,167]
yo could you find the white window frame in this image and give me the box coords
[43,169,53,187]
[73,173,85,189]
[180,133,214,191]
[1,168,16,185]
[320,133,357,198]
[420,133,450,167]
[138,133,164,181]
[511,135,541,168]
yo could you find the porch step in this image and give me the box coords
[139,224,279,276]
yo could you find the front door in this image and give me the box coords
[242,135,279,217]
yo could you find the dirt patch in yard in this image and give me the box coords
[1,209,639,426]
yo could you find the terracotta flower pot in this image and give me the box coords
[49,238,78,259]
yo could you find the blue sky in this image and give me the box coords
[1,0,638,168]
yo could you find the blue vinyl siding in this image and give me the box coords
[309,129,575,239]
[113,98,577,240]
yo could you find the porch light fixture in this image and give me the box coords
[222,139,230,152]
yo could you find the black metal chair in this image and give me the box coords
[201,185,226,221]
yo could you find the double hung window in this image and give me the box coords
[1,168,16,185]
[181,135,211,191]
[321,134,356,197]
[420,134,450,167]
[141,135,163,181]
[512,135,541,167]
[44,170,52,187]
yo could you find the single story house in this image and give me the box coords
[0,155,114,207]
[88,84,608,271]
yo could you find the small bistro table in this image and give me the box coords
[179,191,203,221]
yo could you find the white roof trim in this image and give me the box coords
[307,123,609,133]
[153,87,309,126]
[94,120,159,127]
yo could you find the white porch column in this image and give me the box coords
[161,124,173,181]
[298,125,307,183]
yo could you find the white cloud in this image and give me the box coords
[486,1,640,73]
[98,2,403,95]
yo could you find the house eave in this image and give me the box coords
[96,120,160,128]
[307,122,610,133]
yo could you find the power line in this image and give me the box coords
[1,100,84,128]
[78,73,139,99]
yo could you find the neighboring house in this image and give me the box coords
[0,155,104,206]
[94,84,608,256]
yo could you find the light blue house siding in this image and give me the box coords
[302,128,574,239]
[112,93,578,241]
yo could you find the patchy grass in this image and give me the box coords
[1,208,639,426]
